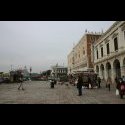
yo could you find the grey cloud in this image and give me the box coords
[0,21,115,73]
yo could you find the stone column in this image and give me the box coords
[98,64,101,77]
[110,61,115,84]
[104,64,107,82]
[120,56,124,77]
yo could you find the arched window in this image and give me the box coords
[114,37,118,51]
[96,65,99,74]
[83,47,85,55]
[106,62,111,78]
[100,64,104,79]
[113,59,121,78]
[106,43,110,55]
[96,49,98,59]
[101,47,103,57]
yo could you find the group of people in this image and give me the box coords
[106,76,125,92]
[50,79,69,88]
[75,74,101,96]
[16,71,125,99]
[50,79,57,88]
[115,76,125,89]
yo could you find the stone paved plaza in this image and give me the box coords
[0,81,125,104]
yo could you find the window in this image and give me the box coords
[72,57,74,64]
[96,50,98,59]
[101,47,103,57]
[107,43,110,55]
[83,48,85,55]
[83,51,85,55]
[114,37,118,51]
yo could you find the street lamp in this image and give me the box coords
[30,67,32,78]
[11,65,12,71]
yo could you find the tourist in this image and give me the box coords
[18,73,24,90]
[77,74,83,96]
[97,76,101,88]
[107,77,112,91]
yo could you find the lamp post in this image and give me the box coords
[30,67,32,79]
[11,65,12,71]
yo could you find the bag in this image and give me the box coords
[75,80,78,84]
[120,85,125,90]
[116,89,119,96]
[89,84,91,89]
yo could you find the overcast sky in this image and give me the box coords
[0,21,115,73]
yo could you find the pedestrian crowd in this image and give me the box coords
[17,72,125,99]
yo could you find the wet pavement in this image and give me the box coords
[0,81,125,104]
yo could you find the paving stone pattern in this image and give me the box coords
[0,81,125,104]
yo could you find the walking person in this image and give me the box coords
[50,79,55,88]
[115,77,120,96]
[18,73,24,90]
[107,77,112,91]
[54,79,57,85]
[77,74,83,96]
[97,76,101,88]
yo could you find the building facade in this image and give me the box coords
[51,64,68,79]
[93,21,125,84]
[68,32,101,74]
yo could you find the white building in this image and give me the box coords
[93,21,125,85]
[51,64,67,78]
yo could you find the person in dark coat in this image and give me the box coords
[18,73,24,90]
[107,77,112,91]
[50,79,55,88]
[97,77,101,88]
[77,74,83,96]
[54,79,57,85]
